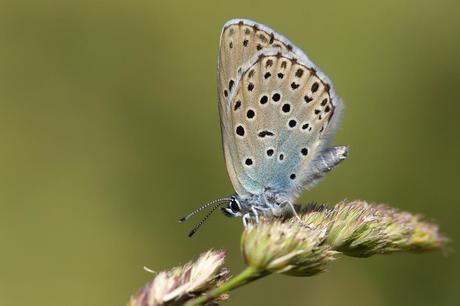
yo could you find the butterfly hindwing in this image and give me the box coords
[226,49,342,199]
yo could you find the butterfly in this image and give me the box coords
[180,19,348,236]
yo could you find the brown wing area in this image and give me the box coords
[218,21,292,106]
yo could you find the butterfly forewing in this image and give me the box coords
[218,20,297,195]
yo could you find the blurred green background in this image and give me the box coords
[0,0,459,305]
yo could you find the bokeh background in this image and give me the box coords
[0,1,459,305]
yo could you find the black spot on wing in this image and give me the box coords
[258,130,274,138]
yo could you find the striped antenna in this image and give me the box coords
[187,202,225,237]
[178,198,229,223]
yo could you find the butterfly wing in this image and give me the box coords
[218,19,347,200]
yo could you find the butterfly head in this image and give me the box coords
[179,195,250,236]
[221,195,245,218]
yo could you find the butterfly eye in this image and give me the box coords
[230,199,241,212]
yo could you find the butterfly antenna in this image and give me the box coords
[178,198,229,223]
[187,203,224,237]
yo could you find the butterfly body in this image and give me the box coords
[222,189,291,219]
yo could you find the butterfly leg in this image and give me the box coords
[242,208,260,227]
[286,201,312,229]
[242,213,251,227]
[289,201,301,220]
[250,206,260,223]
